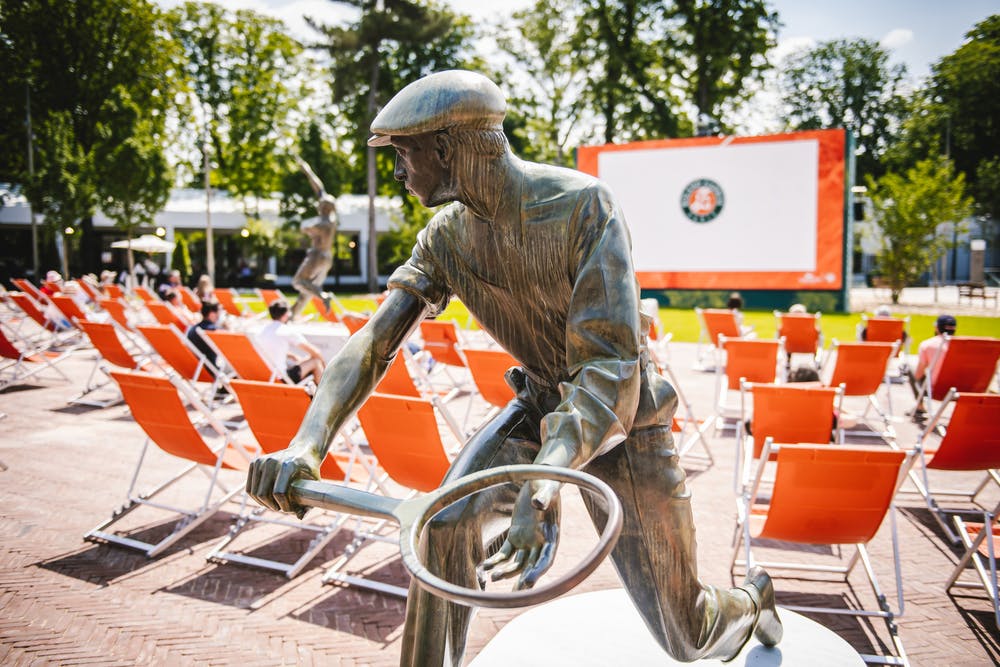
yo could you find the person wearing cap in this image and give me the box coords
[907,314,958,416]
[246,70,780,666]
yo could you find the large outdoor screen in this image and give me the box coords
[577,129,846,290]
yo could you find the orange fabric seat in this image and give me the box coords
[85,371,259,557]
[356,393,453,493]
[823,340,897,441]
[732,443,915,664]
[462,347,516,409]
[912,391,1000,544]
[775,311,821,366]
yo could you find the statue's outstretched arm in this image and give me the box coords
[246,289,427,516]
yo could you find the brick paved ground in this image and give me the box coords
[1,309,999,666]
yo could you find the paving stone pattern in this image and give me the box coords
[1,336,998,666]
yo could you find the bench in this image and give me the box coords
[958,282,999,308]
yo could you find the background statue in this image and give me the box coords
[248,71,781,666]
[290,156,338,319]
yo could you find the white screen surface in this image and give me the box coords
[598,139,820,272]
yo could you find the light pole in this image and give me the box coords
[202,125,215,283]
[25,83,39,277]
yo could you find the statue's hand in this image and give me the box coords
[246,447,322,520]
[480,480,561,590]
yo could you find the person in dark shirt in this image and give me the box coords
[186,300,221,371]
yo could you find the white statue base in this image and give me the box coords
[469,589,863,666]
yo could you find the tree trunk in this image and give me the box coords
[366,48,380,295]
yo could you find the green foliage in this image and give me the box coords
[172,232,193,280]
[867,157,974,303]
[378,200,435,275]
[308,0,478,190]
[1,0,174,243]
[495,0,593,165]
[780,38,907,180]
[928,15,1000,219]
[280,121,353,223]
[167,2,304,206]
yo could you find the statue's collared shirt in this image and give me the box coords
[388,157,643,467]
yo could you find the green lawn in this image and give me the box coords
[243,289,1000,348]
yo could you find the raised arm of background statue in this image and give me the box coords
[294,155,326,199]
[246,289,428,517]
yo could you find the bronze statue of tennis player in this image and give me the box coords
[248,70,781,666]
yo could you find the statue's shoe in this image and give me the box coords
[320,292,333,314]
[744,565,783,647]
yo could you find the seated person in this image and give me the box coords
[186,300,222,371]
[163,290,199,327]
[726,290,754,336]
[906,314,957,417]
[255,299,325,384]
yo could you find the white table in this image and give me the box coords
[469,588,864,667]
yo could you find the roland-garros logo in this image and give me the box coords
[680,178,724,223]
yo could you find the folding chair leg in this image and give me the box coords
[947,511,1000,631]
[321,518,408,598]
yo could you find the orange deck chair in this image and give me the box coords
[208,379,383,578]
[733,443,915,665]
[144,300,191,333]
[11,278,48,305]
[861,314,910,351]
[0,323,71,390]
[133,285,158,303]
[178,286,202,313]
[916,336,1000,414]
[256,288,284,308]
[328,392,458,595]
[215,288,260,321]
[103,283,125,300]
[418,318,472,399]
[736,381,843,494]
[205,330,296,384]
[342,313,369,335]
[137,323,228,399]
[73,320,155,407]
[461,347,517,429]
[84,370,259,557]
[49,294,95,330]
[76,277,102,304]
[9,291,68,335]
[310,294,349,324]
[714,336,783,431]
[97,297,136,332]
[775,310,822,369]
[908,391,1000,544]
[695,307,754,369]
[948,509,1000,630]
[823,340,898,443]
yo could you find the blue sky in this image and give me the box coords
[176,0,995,83]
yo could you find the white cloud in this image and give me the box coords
[880,28,914,50]
[773,36,816,62]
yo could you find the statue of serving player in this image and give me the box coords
[289,156,338,320]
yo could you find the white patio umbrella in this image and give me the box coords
[110,234,176,253]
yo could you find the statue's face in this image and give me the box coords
[391,133,454,207]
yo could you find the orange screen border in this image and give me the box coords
[577,129,846,290]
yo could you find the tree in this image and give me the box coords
[867,157,973,303]
[663,0,779,132]
[780,38,908,180]
[167,2,306,281]
[495,0,594,166]
[95,86,172,283]
[307,0,477,292]
[927,15,1000,220]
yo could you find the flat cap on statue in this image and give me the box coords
[368,70,506,147]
